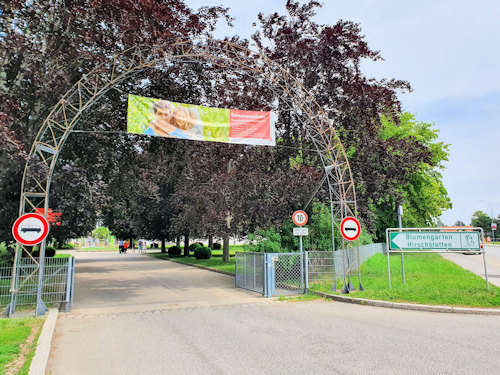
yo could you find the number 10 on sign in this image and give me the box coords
[292,210,308,226]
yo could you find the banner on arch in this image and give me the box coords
[127,94,275,146]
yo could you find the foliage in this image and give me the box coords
[45,247,56,257]
[454,220,466,227]
[372,112,451,240]
[168,245,182,256]
[0,242,15,267]
[58,243,75,250]
[471,211,492,235]
[247,201,373,253]
[92,226,111,240]
[189,243,202,252]
[194,246,212,259]
[0,1,450,256]
[247,229,284,253]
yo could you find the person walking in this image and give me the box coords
[118,240,124,254]
[138,239,143,254]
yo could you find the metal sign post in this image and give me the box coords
[11,213,50,316]
[293,227,309,292]
[398,205,405,284]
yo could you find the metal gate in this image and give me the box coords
[235,252,306,297]
[235,252,265,294]
[2,256,75,315]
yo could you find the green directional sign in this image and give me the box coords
[389,231,481,251]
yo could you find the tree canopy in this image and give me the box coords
[0,0,452,257]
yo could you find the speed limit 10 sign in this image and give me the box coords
[292,210,308,226]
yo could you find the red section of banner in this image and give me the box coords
[229,109,271,140]
[35,208,62,226]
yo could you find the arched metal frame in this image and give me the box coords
[9,38,363,316]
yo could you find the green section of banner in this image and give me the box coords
[127,94,230,142]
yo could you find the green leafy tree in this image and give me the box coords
[372,112,452,239]
[471,210,492,236]
[454,220,466,227]
[92,226,111,240]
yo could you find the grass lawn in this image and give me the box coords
[149,252,236,274]
[0,317,45,375]
[53,254,71,259]
[309,253,500,308]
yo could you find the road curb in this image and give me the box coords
[29,308,58,375]
[152,256,500,315]
[314,291,500,315]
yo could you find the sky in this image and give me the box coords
[185,0,500,225]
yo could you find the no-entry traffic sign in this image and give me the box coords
[12,213,49,246]
[292,210,308,226]
[340,216,361,241]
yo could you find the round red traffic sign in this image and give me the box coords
[340,216,361,241]
[292,210,308,226]
[12,213,50,246]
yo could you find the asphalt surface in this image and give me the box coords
[46,251,500,375]
[440,245,500,287]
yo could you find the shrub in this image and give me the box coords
[189,243,202,252]
[213,243,221,250]
[168,245,182,256]
[194,246,212,260]
[59,243,74,249]
[45,247,56,257]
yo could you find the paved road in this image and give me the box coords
[440,245,500,287]
[46,252,500,375]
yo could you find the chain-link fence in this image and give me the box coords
[1,256,75,312]
[307,243,384,285]
[235,252,265,294]
[272,253,305,295]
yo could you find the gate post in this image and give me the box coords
[304,252,309,292]
[264,253,275,298]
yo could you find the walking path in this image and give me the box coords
[44,251,500,374]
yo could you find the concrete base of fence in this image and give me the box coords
[29,308,58,375]
[314,291,500,315]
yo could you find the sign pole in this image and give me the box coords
[398,205,405,284]
[480,229,490,290]
[386,229,392,288]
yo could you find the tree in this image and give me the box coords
[252,2,446,239]
[471,210,492,236]
[0,0,230,247]
[92,226,111,240]
[454,220,466,227]
[371,112,451,239]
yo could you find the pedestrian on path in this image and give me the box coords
[118,240,124,254]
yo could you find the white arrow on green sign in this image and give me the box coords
[389,231,480,250]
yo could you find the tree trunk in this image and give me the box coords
[222,234,230,263]
[176,236,181,248]
[129,238,134,250]
[161,237,166,253]
[208,235,214,250]
[184,228,190,256]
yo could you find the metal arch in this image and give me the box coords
[9,37,362,316]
